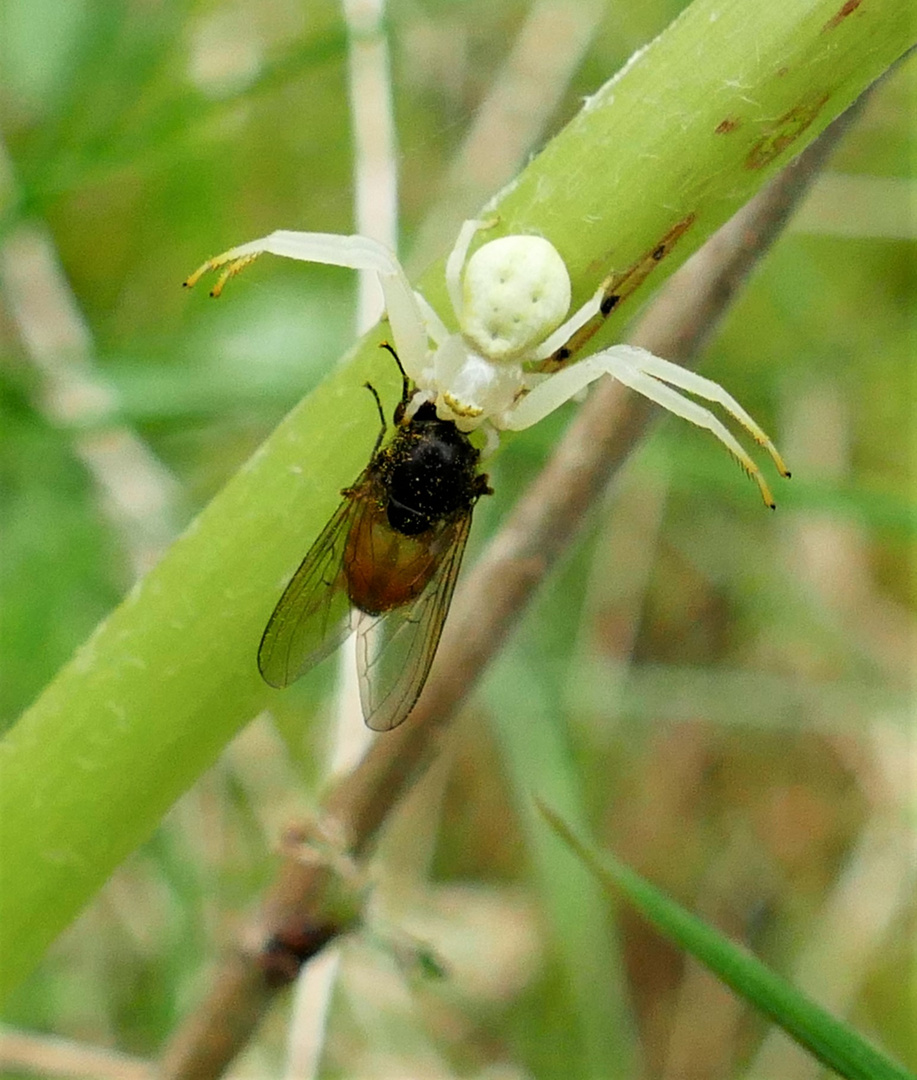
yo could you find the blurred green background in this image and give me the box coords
[0,1,913,1077]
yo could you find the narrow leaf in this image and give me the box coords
[539,803,915,1080]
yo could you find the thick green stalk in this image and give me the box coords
[0,0,912,1001]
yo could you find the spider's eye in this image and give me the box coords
[461,235,571,362]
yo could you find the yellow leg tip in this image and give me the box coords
[746,466,777,510]
[210,270,231,298]
[182,251,261,297]
[182,263,211,289]
[760,438,791,479]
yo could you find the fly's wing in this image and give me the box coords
[355,511,473,731]
[258,490,365,688]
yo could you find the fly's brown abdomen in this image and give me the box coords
[343,499,440,615]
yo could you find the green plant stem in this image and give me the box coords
[0,0,913,1003]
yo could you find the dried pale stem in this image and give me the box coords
[158,105,860,1080]
[407,0,605,272]
[0,141,180,577]
[0,1026,153,1080]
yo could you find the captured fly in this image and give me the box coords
[258,347,491,731]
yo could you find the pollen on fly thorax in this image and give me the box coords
[255,344,491,733]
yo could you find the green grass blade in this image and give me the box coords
[539,803,916,1080]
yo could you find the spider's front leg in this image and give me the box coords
[502,344,788,508]
[529,282,606,364]
[184,230,430,382]
[444,218,498,318]
[617,348,790,479]
[499,352,608,432]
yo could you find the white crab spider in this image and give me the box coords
[185,219,789,506]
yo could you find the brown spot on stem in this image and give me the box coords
[822,0,862,31]
[542,214,696,371]
[745,92,830,170]
[715,116,741,134]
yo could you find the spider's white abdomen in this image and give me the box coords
[461,235,571,362]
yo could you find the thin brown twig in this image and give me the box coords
[158,102,861,1080]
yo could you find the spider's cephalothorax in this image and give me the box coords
[186,217,790,507]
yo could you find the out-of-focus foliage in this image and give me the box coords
[0,0,913,1077]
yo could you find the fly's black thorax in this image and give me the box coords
[379,403,481,536]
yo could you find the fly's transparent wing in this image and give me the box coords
[355,512,473,731]
[258,491,366,688]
